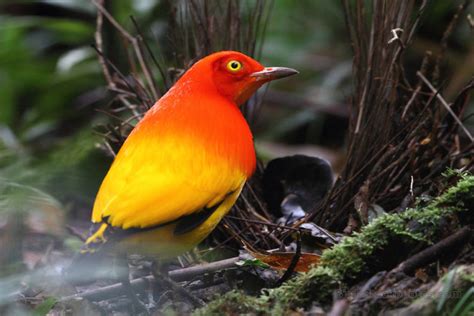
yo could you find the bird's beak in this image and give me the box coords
[251,67,299,82]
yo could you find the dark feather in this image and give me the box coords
[173,203,220,235]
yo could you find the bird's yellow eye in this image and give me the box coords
[226,60,242,72]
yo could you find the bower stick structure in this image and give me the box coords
[311,0,473,233]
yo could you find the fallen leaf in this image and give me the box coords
[415,268,429,283]
[247,250,320,272]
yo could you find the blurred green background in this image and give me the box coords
[0,0,472,297]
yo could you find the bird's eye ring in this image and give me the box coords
[226,60,242,72]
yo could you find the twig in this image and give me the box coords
[94,0,112,85]
[92,0,157,105]
[244,182,274,220]
[60,257,240,302]
[93,5,142,119]
[129,16,161,99]
[239,214,283,248]
[226,216,306,232]
[169,256,240,282]
[401,85,421,119]
[274,232,301,287]
[352,271,387,303]
[201,224,252,253]
[390,226,471,276]
[130,16,168,88]
[151,263,204,308]
[310,95,435,226]
[92,0,133,41]
[102,140,117,157]
[66,225,87,242]
[417,71,474,142]
[327,299,349,316]
[91,44,143,117]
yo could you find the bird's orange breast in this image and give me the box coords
[139,85,256,178]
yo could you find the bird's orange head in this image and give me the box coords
[181,51,298,105]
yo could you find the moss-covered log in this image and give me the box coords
[196,174,474,315]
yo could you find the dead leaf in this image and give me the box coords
[415,268,429,282]
[247,250,320,272]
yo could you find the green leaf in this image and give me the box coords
[438,268,457,312]
[450,287,474,316]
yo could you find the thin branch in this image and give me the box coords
[91,0,134,42]
[226,215,306,232]
[65,225,87,242]
[61,257,240,302]
[92,3,142,119]
[91,45,142,117]
[390,226,472,276]
[92,0,158,103]
[130,16,168,92]
[417,71,474,142]
[401,85,421,119]
[94,0,112,85]
[274,232,301,287]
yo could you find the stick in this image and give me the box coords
[274,232,301,287]
[417,71,474,142]
[226,215,307,232]
[93,1,142,118]
[92,0,157,108]
[391,226,471,275]
[60,257,239,302]
[327,299,349,316]
[352,271,387,303]
[401,85,421,119]
[153,272,204,308]
[65,225,87,242]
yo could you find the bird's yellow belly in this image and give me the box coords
[114,188,241,259]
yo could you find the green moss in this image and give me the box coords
[264,266,341,312]
[196,174,474,315]
[194,291,265,315]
